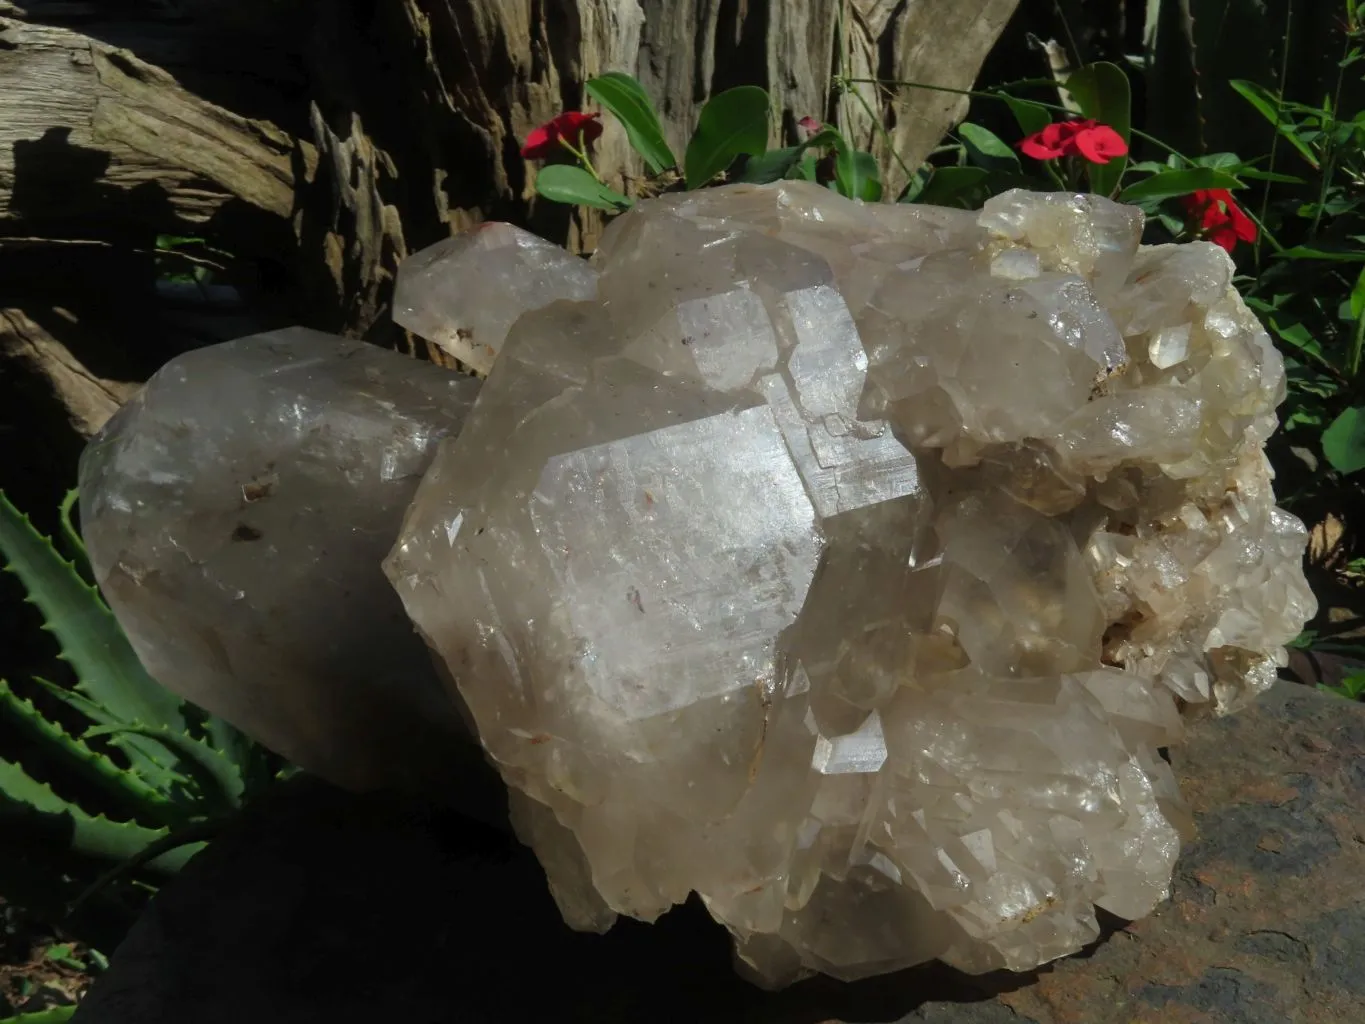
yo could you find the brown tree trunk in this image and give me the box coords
[0,0,1018,508]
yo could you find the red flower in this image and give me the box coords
[1017,119,1128,165]
[1181,189,1257,252]
[521,112,603,159]
[797,116,824,140]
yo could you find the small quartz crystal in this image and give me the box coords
[80,328,482,792]
[385,184,1315,985]
[394,222,599,373]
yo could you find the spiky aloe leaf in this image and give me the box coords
[0,1005,79,1023]
[57,488,91,581]
[0,679,182,828]
[0,758,197,873]
[87,723,245,812]
[0,491,185,768]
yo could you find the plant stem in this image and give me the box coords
[558,133,603,183]
[1351,307,1365,378]
[1255,0,1296,268]
[834,75,919,186]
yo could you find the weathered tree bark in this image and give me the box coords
[1,0,1018,336]
[0,0,1018,516]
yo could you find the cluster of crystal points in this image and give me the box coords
[387,183,1315,986]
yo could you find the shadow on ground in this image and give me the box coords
[73,683,1365,1024]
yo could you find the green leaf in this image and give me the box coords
[584,72,676,175]
[57,489,91,580]
[0,757,196,872]
[914,166,991,207]
[1228,80,1320,168]
[1275,246,1365,262]
[29,676,188,793]
[0,678,180,827]
[793,154,820,181]
[737,146,804,185]
[833,146,882,202]
[684,86,770,189]
[86,723,245,812]
[1004,97,1051,138]
[0,1006,79,1023]
[1063,62,1131,198]
[1322,406,1365,474]
[1352,267,1365,321]
[957,122,1020,173]
[0,491,185,738]
[896,164,933,204]
[736,128,841,185]
[1190,152,1244,169]
[533,165,633,211]
[1236,168,1307,184]
[44,943,85,970]
[1118,168,1243,203]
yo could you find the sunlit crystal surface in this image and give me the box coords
[385,184,1315,986]
[394,222,599,373]
[80,328,481,792]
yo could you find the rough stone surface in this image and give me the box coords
[394,222,599,374]
[385,182,1316,984]
[73,683,1365,1024]
[79,327,481,792]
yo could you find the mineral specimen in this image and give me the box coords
[394,222,599,374]
[384,183,1315,985]
[80,328,481,792]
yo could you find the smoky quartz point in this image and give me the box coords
[80,327,481,792]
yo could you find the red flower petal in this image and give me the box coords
[521,111,603,159]
[1072,123,1128,164]
[520,124,556,159]
[1018,122,1073,160]
[798,115,823,139]
[1206,222,1240,252]
[554,111,604,144]
[1181,189,1256,250]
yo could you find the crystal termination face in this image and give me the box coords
[80,328,482,792]
[385,185,1316,986]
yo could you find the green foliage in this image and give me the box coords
[683,86,771,189]
[957,123,1019,174]
[583,72,676,175]
[1322,406,1365,474]
[533,164,632,211]
[833,144,882,202]
[737,128,841,185]
[530,74,887,209]
[1319,670,1365,701]
[1118,167,1243,203]
[0,490,278,929]
[1062,61,1131,197]
[0,1007,78,1024]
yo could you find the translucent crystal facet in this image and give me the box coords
[80,328,482,791]
[385,184,1315,986]
[394,222,599,373]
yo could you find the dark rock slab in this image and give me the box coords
[73,682,1365,1024]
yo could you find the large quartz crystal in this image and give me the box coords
[385,184,1315,985]
[80,328,481,792]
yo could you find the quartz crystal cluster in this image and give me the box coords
[384,182,1314,986]
[390,184,1315,988]
[80,328,482,792]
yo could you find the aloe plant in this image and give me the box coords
[0,489,277,930]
